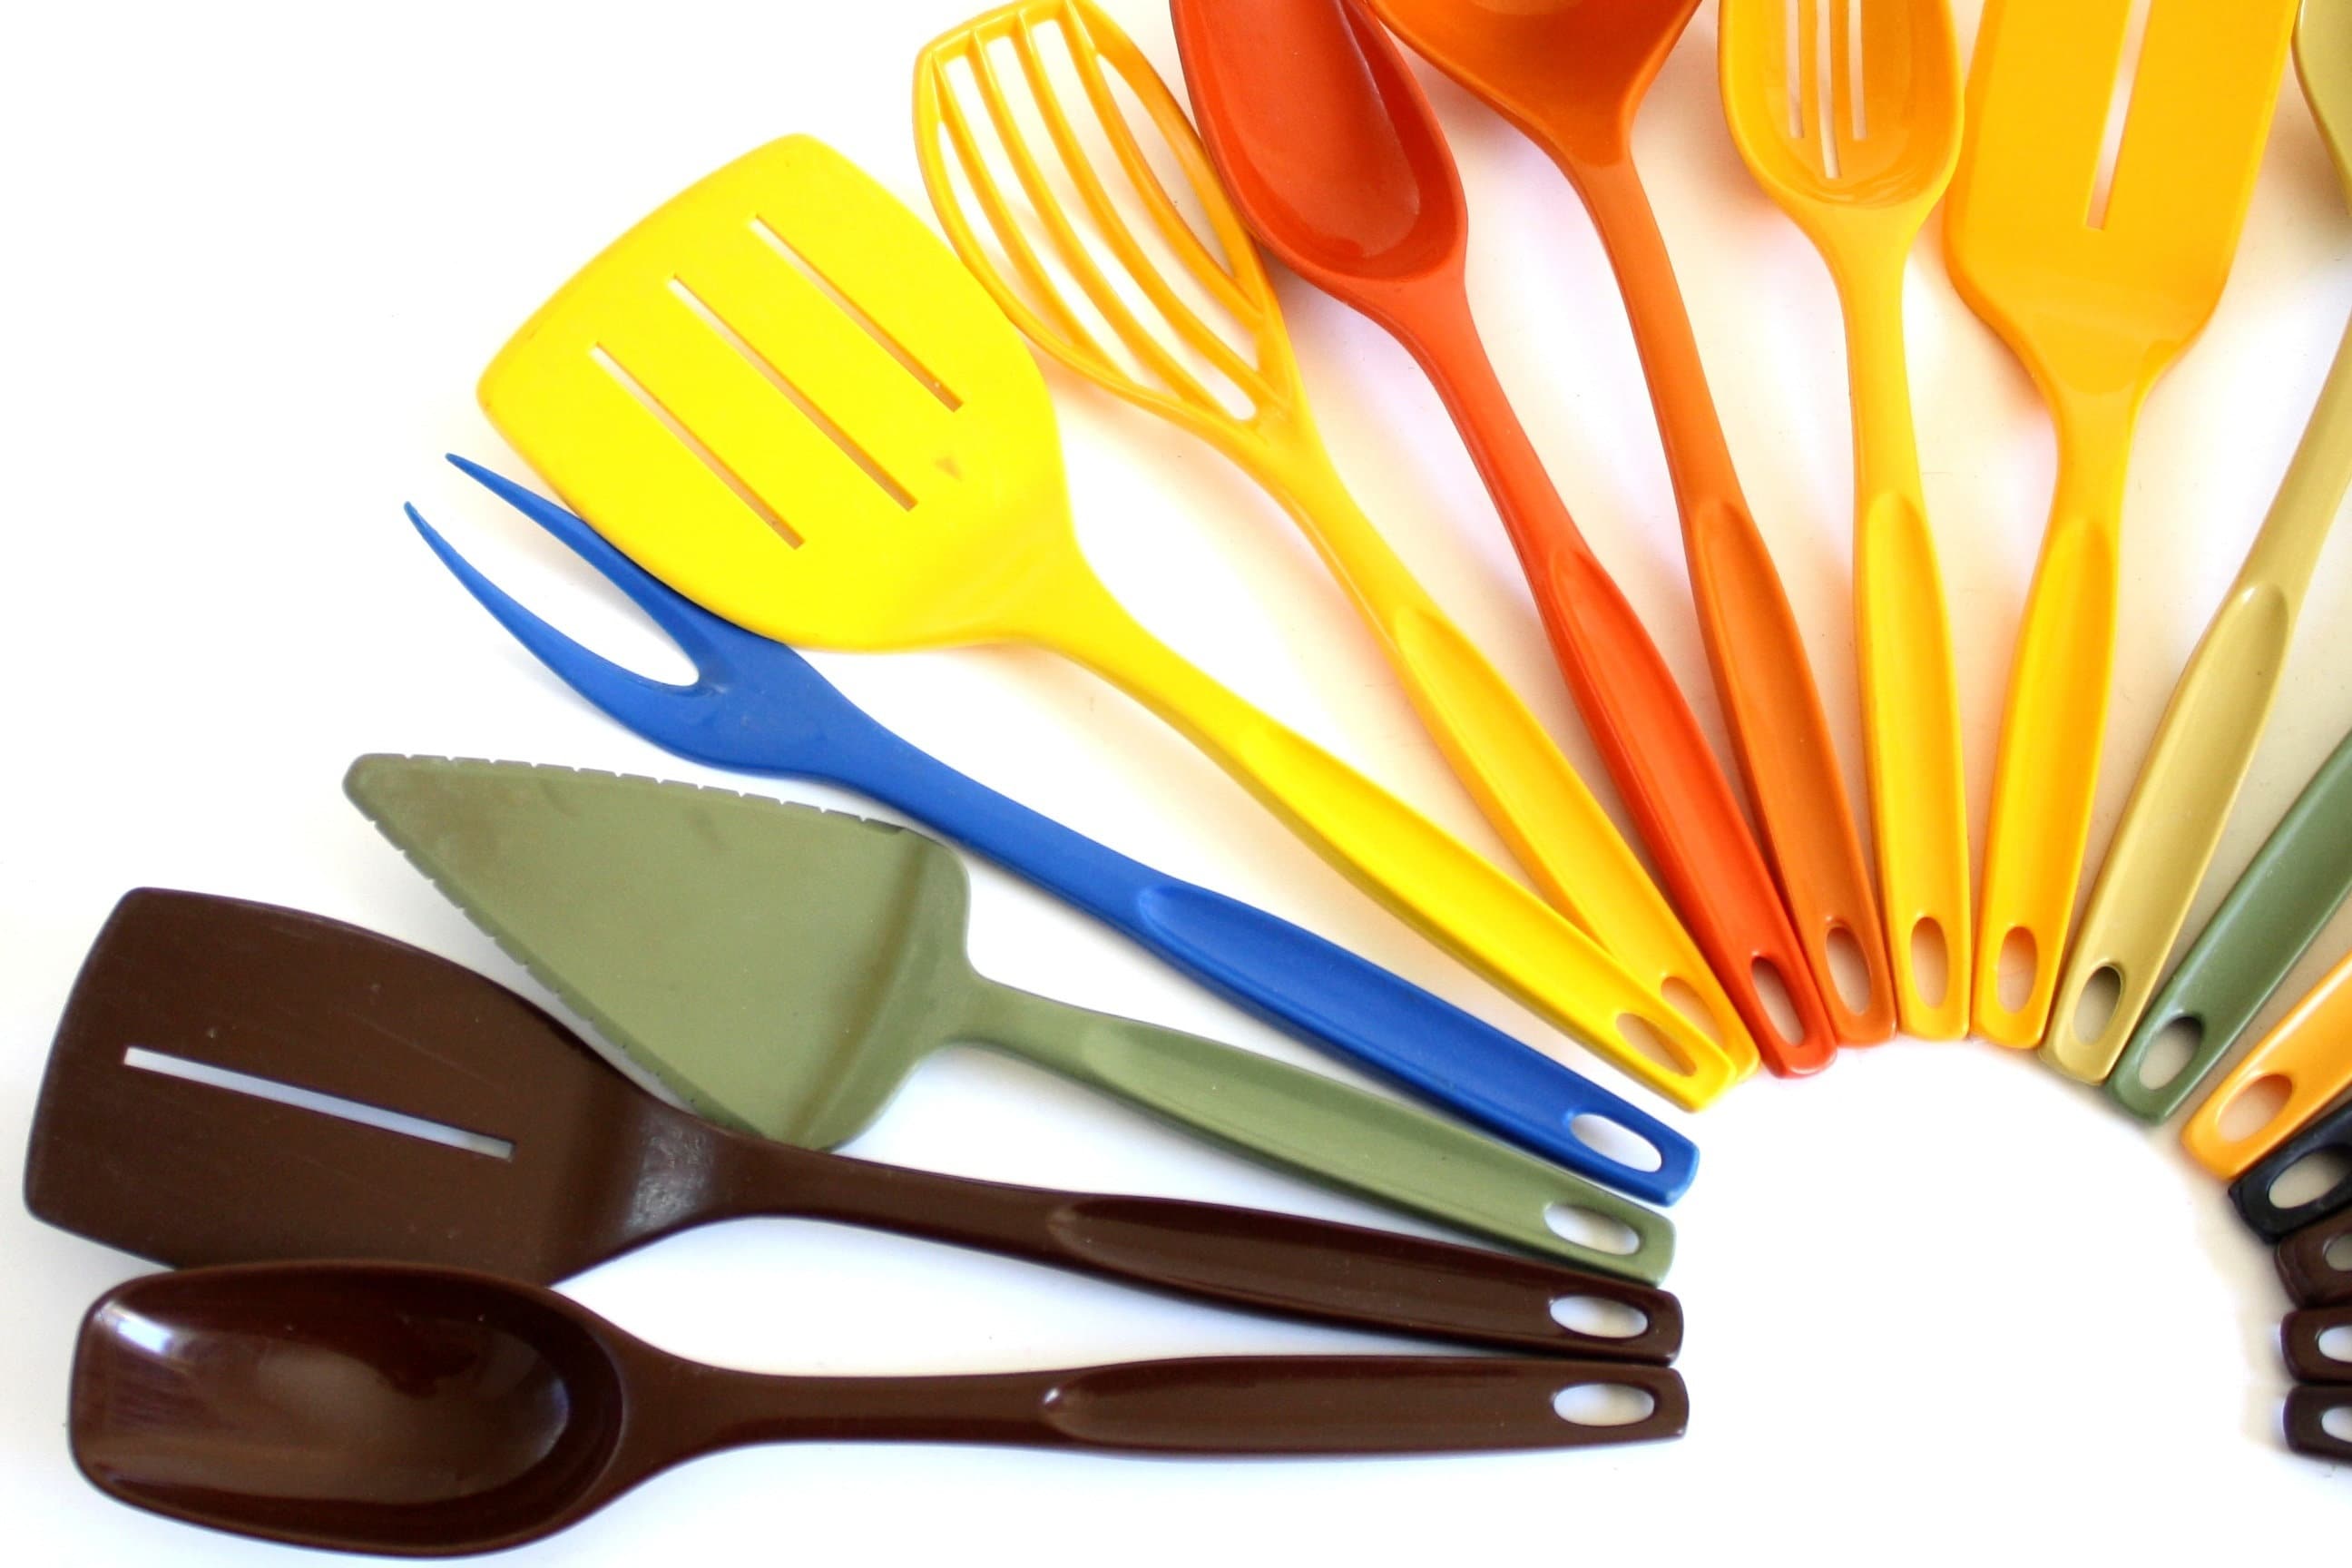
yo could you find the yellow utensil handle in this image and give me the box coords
[2183,949,2352,1179]
[1055,590,1740,1109]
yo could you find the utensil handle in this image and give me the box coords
[2285,1384,2352,1461]
[2109,728,2352,1122]
[2233,1098,2352,1241]
[2183,954,2352,1178]
[959,981,1674,1281]
[722,1142,1681,1357]
[681,1356,1688,1456]
[1052,594,1740,1109]
[2284,1306,2352,1384]
[2278,1209,2352,1307]
[1575,155,1894,1046]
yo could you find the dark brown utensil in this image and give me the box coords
[2278,1208,2352,1308]
[24,888,1680,1359]
[2283,1306,2352,1385]
[2284,1385,2352,1461]
[69,1260,1690,1557]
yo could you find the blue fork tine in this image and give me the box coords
[407,459,1700,1204]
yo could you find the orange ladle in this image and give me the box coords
[1169,0,1840,1073]
[1367,0,1896,1045]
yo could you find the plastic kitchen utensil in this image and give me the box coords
[2110,729,2352,1122]
[912,1,1751,1078]
[411,461,1696,1204]
[70,1260,1690,1557]
[475,133,1738,1109]
[2233,1097,2352,1241]
[1719,0,1970,1039]
[1365,0,1891,1047]
[2049,1,2352,1080]
[2286,1386,2352,1460]
[2285,1306,2352,1383]
[2279,1209,2352,1306]
[1942,0,2298,1044]
[27,888,1681,1357]
[2182,957,2352,1179]
[348,756,1675,1278]
[1155,0,1829,1072]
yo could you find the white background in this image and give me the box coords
[4,0,2348,1561]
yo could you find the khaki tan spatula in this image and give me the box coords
[475,134,1739,1107]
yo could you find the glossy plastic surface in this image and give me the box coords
[2234,1094,2352,1240]
[2278,1208,2352,1307]
[26,888,1683,1356]
[2284,1306,2352,1384]
[1162,0,1819,1073]
[475,132,1736,1107]
[910,0,1749,1079]
[408,462,1696,1202]
[1943,0,2298,1044]
[1366,0,1895,1047]
[1719,0,1970,1039]
[2284,1385,2352,1460]
[2182,953,2352,1180]
[70,1261,1689,1556]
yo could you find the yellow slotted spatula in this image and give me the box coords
[476,134,1741,1107]
[1945,0,2299,1046]
[909,0,1750,1071]
[2046,0,2352,1083]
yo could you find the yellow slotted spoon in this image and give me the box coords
[476,133,1742,1107]
[910,0,1751,1071]
[2046,0,2352,1083]
[1719,0,1971,1039]
[1945,0,2299,1046]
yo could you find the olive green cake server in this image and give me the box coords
[345,756,1671,1279]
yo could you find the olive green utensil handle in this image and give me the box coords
[2109,726,2352,1122]
[959,982,1672,1281]
[2049,318,2352,1084]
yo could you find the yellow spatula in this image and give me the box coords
[1944,0,2299,1046]
[476,135,1740,1107]
[2046,0,2352,1083]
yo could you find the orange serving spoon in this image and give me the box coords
[1367,0,1896,1045]
[1169,0,1840,1073]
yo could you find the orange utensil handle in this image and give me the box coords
[1573,154,1895,1045]
[2182,950,2352,1180]
[1403,302,1834,1075]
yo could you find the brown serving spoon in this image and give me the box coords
[24,888,1680,1359]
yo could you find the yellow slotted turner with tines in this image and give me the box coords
[1945,0,2299,1047]
[909,0,1751,1073]
[476,134,1742,1108]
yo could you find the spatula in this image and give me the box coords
[1942,0,2298,1046]
[2182,956,2352,1180]
[475,132,1737,1108]
[909,0,1751,1074]
[2047,0,2352,1081]
[1363,0,1890,1047]
[346,756,1675,1279]
[70,1262,1687,1558]
[24,887,1682,1356]
[1152,0,1840,1071]
[410,458,1696,1203]
[1719,0,1971,1040]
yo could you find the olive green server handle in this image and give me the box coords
[959,982,1672,1282]
[2109,727,2352,1122]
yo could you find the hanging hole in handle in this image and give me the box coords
[2073,965,2123,1044]
[1552,1383,1657,1426]
[2217,1074,2294,1144]
[1544,1203,1641,1257]
[2271,1150,2352,1211]
[1750,960,1806,1045]
[1660,976,1721,1044]
[1569,1113,1663,1173]
[2326,1404,2352,1443]
[1549,1296,1649,1339]
[2318,1325,2352,1366]
[2138,1014,2204,1090]
[1614,1012,1693,1075]
[1908,917,1949,1010]
[2328,1232,2352,1271]
[1995,926,2038,1014]
[1825,925,1875,1016]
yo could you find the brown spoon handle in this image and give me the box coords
[705,1135,1679,1361]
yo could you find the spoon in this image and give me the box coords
[1365,0,1896,1045]
[69,1260,1689,1556]
[1169,0,1843,1073]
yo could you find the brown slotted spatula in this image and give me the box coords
[24,887,1681,1359]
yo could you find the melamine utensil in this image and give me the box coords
[2049,0,2352,1080]
[1364,0,1891,1046]
[70,1260,1689,1558]
[27,888,1680,1356]
[2279,1209,2352,1306]
[348,756,1674,1278]
[1942,0,2298,1045]
[2286,1385,2352,1460]
[2235,1097,2352,1240]
[1157,0,1836,1072]
[2109,729,2352,1122]
[2285,1306,2352,1383]
[1719,0,1970,1039]
[2182,958,2352,1180]
[475,132,1738,1108]
[412,461,1696,1204]
[909,0,1752,1075]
